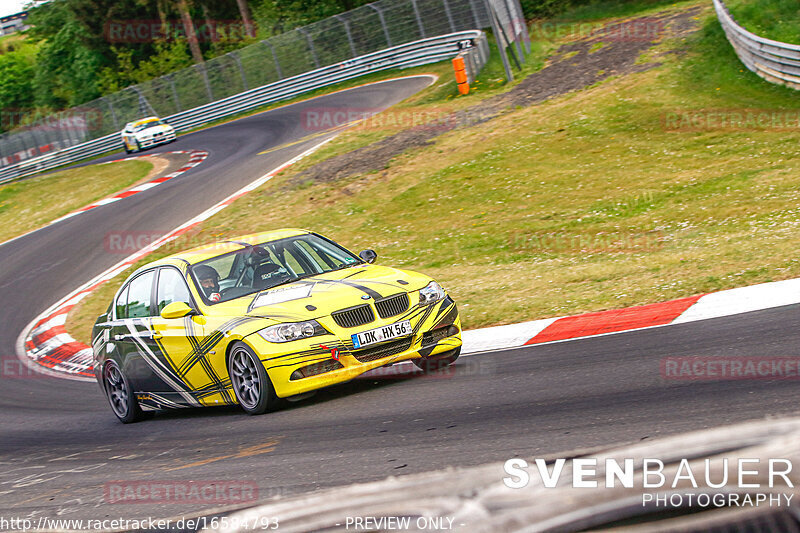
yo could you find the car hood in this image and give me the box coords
[136,125,172,136]
[208,264,433,322]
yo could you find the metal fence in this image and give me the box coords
[714,0,800,90]
[0,0,524,177]
[0,31,489,183]
[486,0,530,81]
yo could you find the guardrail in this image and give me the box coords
[204,417,800,532]
[0,30,488,184]
[714,0,800,90]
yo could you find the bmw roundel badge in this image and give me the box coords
[361,294,371,300]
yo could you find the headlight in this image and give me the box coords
[258,320,323,343]
[419,281,446,306]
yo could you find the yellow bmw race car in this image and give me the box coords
[92,229,462,422]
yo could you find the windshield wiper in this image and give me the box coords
[328,262,363,273]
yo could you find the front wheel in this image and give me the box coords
[413,347,460,373]
[102,360,148,423]
[123,142,131,154]
[228,342,278,415]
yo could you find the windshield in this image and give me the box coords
[133,119,165,132]
[190,233,362,304]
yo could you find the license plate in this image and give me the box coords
[351,320,411,349]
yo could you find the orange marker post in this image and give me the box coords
[452,55,470,95]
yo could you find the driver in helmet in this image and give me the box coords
[194,265,221,302]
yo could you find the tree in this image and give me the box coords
[0,53,35,131]
[176,0,204,64]
[25,0,106,108]
[235,0,256,38]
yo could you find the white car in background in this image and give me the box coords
[121,117,176,154]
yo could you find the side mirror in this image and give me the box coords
[160,301,195,319]
[359,249,377,264]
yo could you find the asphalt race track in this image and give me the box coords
[1,76,800,523]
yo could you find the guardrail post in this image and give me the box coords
[442,0,456,33]
[61,114,76,148]
[465,50,477,83]
[43,118,58,151]
[28,123,41,157]
[45,118,61,151]
[133,87,155,117]
[503,0,525,61]
[21,129,36,158]
[21,124,35,159]
[335,14,358,58]
[468,0,483,29]
[103,97,120,131]
[410,0,426,38]
[512,0,530,53]
[228,51,249,90]
[167,75,182,113]
[484,0,513,81]
[368,4,392,47]
[195,64,215,102]
[298,28,321,70]
[262,40,284,79]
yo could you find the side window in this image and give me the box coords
[156,268,192,312]
[212,252,238,282]
[115,284,129,319]
[126,271,155,318]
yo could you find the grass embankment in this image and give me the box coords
[725,0,800,44]
[0,33,30,54]
[0,159,154,243]
[68,0,800,340]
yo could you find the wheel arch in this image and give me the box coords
[224,338,279,389]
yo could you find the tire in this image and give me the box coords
[124,143,131,155]
[413,347,461,373]
[102,360,148,423]
[134,139,142,153]
[228,341,278,415]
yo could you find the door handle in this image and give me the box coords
[152,332,163,340]
[114,334,126,341]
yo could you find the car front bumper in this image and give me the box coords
[244,296,462,398]
[137,131,176,148]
